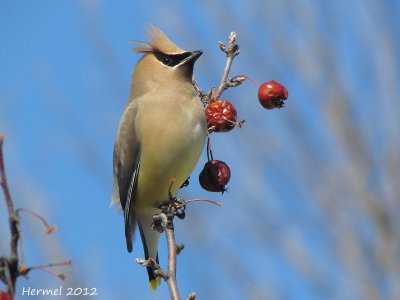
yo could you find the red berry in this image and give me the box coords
[199,160,231,193]
[258,80,288,109]
[0,290,10,300]
[205,100,237,132]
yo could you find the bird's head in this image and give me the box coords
[129,25,202,97]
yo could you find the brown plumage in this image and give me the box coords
[130,24,184,54]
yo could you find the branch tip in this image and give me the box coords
[176,243,185,255]
[229,32,236,44]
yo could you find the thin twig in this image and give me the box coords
[21,260,72,280]
[185,198,222,207]
[231,74,261,86]
[192,79,213,106]
[25,260,72,272]
[0,134,19,299]
[16,208,57,235]
[136,258,168,280]
[214,56,234,100]
[222,117,246,129]
[192,79,205,97]
[214,32,240,100]
[30,267,64,280]
[0,134,69,299]
[160,213,180,300]
[193,32,240,105]
[4,267,13,298]
[18,226,26,270]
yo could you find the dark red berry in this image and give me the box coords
[199,160,231,193]
[258,80,288,109]
[0,290,10,300]
[205,100,238,132]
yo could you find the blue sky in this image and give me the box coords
[1,1,399,299]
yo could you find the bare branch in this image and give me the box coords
[214,32,240,100]
[0,133,19,299]
[16,208,57,235]
[184,198,222,207]
[193,32,241,106]
[136,258,168,280]
[164,214,180,300]
[20,260,72,281]
[153,212,180,300]
[192,79,213,106]
[0,134,70,300]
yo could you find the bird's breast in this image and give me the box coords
[133,90,206,212]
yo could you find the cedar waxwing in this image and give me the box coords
[112,25,206,290]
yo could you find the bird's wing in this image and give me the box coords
[112,102,140,253]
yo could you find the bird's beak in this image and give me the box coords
[181,50,203,65]
[189,50,203,61]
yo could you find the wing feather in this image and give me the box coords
[113,102,140,252]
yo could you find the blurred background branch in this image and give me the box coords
[0,134,19,299]
[0,135,71,299]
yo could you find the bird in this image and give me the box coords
[112,25,206,290]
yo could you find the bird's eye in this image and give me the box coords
[154,51,192,67]
[154,52,175,66]
[162,56,172,65]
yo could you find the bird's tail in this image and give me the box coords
[148,253,162,291]
[150,278,162,291]
[137,214,162,291]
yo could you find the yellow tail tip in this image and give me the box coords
[149,277,162,291]
[150,279,157,291]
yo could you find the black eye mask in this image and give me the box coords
[154,51,192,67]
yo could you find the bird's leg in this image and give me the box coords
[174,198,186,220]
[179,177,190,188]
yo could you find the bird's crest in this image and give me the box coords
[130,24,185,54]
